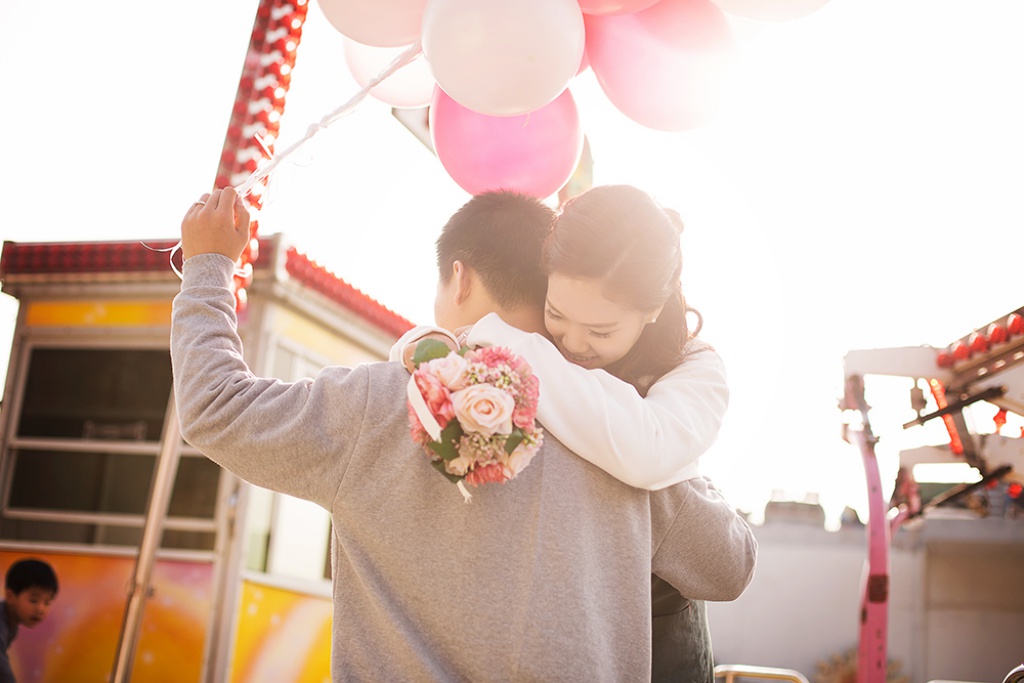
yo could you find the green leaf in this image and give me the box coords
[412,338,453,367]
[427,420,463,461]
[427,438,457,462]
[504,427,525,455]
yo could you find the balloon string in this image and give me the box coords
[147,42,423,280]
[234,41,424,198]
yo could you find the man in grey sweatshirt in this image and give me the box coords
[171,187,756,682]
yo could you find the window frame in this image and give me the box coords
[0,336,221,552]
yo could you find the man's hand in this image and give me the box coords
[181,187,252,262]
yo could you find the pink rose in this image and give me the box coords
[451,384,514,436]
[414,371,455,426]
[512,374,540,429]
[407,403,432,445]
[465,463,511,486]
[428,353,470,390]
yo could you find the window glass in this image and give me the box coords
[17,348,173,440]
[9,449,153,514]
[3,346,220,552]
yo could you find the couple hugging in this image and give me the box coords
[170,183,756,682]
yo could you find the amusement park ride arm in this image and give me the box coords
[841,305,1024,683]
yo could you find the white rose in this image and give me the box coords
[451,384,514,436]
[505,445,539,476]
[430,353,470,390]
[446,455,473,477]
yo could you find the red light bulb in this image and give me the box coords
[936,351,952,368]
[1008,313,1024,337]
[988,323,1007,345]
[952,341,971,361]
[969,332,988,354]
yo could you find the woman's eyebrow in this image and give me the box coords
[545,300,619,329]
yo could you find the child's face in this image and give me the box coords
[5,587,55,628]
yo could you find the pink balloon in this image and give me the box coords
[317,0,427,47]
[711,0,829,22]
[577,0,660,15]
[585,0,736,131]
[343,39,436,109]
[429,87,584,198]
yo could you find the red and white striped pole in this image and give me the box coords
[215,0,309,312]
[112,3,308,681]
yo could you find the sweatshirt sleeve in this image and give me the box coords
[465,313,729,490]
[650,478,757,602]
[170,253,370,509]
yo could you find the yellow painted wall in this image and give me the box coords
[273,306,381,366]
[1,550,212,683]
[228,580,331,683]
[24,301,171,328]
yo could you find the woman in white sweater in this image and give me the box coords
[396,184,728,491]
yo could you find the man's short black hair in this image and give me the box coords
[435,190,555,312]
[5,558,58,595]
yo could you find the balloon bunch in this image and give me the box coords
[250,0,828,200]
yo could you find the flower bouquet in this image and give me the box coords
[406,338,543,502]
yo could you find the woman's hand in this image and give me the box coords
[181,187,252,262]
[401,332,460,372]
[454,325,474,346]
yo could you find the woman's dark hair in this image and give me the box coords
[543,185,701,395]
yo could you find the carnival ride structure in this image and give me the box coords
[841,306,1024,683]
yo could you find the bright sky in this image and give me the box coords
[1,0,1022,528]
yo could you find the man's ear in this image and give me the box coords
[451,260,473,304]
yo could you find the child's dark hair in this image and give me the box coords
[5,558,58,595]
[436,190,555,313]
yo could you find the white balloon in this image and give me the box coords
[711,0,829,22]
[421,0,585,117]
[317,0,428,47]
[343,40,436,109]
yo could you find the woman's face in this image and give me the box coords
[544,274,652,370]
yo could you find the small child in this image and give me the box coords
[1,559,58,683]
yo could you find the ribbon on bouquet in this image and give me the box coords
[406,374,473,503]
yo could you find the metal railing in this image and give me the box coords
[714,664,810,683]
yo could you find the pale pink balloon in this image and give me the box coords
[429,87,584,198]
[422,0,585,116]
[577,0,660,16]
[343,39,436,109]
[317,0,428,47]
[711,0,829,22]
[585,0,736,131]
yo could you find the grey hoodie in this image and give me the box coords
[170,254,757,683]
